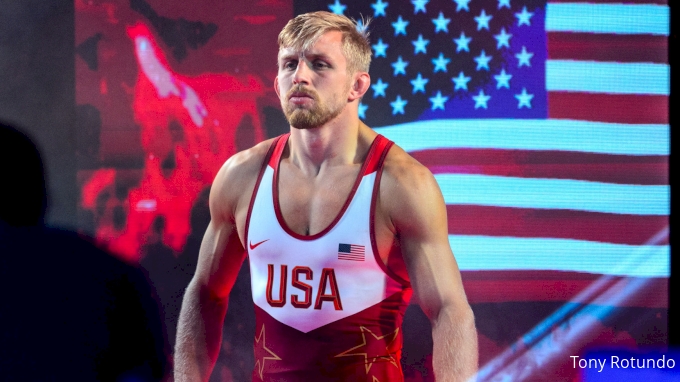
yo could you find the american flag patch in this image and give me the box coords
[338,243,365,261]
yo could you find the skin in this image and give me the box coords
[174,30,478,381]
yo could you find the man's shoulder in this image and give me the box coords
[381,141,435,188]
[216,137,278,185]
[210,137,279,214]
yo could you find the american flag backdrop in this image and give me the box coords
[297,0,669,379]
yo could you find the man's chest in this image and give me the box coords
[276,162,361,236]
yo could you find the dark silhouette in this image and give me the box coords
[0,121,169,381]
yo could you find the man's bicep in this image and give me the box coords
[391,167,469,319]
[193,218,246,300]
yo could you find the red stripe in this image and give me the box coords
[548,92,669,125]
[548,0,667,4]
[411,149,668,185]
[447,205,669,245]
[461,270,668,308]
[548,33,667,64]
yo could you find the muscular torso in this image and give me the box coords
[232,134,404,279]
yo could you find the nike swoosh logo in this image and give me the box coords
[249,239,269,250]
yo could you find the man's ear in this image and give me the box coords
[274,76,281,99]
[348,72,370,102]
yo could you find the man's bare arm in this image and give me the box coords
[174,146,264,381]
[383,149,478,381]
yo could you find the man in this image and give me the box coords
[0,121,169,380]
[175,11,477,381]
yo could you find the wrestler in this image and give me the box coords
[174,11,477,381]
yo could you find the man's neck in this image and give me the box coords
[287,113,364,176]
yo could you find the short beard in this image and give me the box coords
[282,85,347,130]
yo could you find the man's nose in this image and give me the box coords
[292,61,311,85]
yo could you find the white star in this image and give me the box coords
[498,0,511,9]
[515,6,534,27]
[432,53,451,73]
[371,0,388,17]
[453,32,472,53]
[390,95,408,115]
[473,90,491,109]
[474,50,492,71]
[372,38,389,57]
[358,102,368,118]
[452,71,471,91]
[454,0,471,12]
[371,78,389,97]
[412,34,430,55]
[474,9,493,31]
[515,46,533,67]
[494,28,512,49]
[410,73,429,94]
[392,16,409,36]
[429,91,449,110]
[494,68,512,89]
[411,0,428,14]
[432,12,451,33]
[328,0,347,15]
[391,56,409,76]
[515,87,534,108]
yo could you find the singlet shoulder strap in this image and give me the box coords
[267,133,290,169]
[364,134,394,175]
[244,134,287,247]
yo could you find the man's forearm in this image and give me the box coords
[432,305,478,382]
[174,280,228,382]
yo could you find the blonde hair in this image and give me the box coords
[278,11,371,73]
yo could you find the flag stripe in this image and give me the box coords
[376,121,669,156]
[412,149,668,185]
[547,92,669,124]
[546,60,669,95]
[450,235,669,277]
[545,3,669,35]
[547,0,667,5]
[461,272,668,308]
[435,174,669,216]
[446,205,669,246]
[547,33,667,64]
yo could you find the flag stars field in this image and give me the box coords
[498,0,511,10]
[429,91,449,110]
[515,6,533,26]
[412,34,429,54]
[372,38,388,57]
[392,56,409,75]
[371,78,388,98]
[390,95,408,115]
[432,53,451,73]
[474,50,492,71]
[328,0,347,15]
[358,102,368,118]
[515,88,534,108]
[411,73,429,94]
[411,0,429,14]
[454,0,471,12]
[494,28,512,49]
[475,9,493,31]
[452,71,471,91]
[392,15,409,36]
[454,32,472,52]
[371,0,388,17]
[432,12,451,33]
[494,69,513,89]
[516,46,533,67]
[472,89,491,109]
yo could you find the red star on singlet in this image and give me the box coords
[254,324,281,380]
[334,326,400,374]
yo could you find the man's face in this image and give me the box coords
[276,31,353,129]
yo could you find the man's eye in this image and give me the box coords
[314,61,329,69]
[284,61,297,70]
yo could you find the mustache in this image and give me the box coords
[286,85,318,100]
